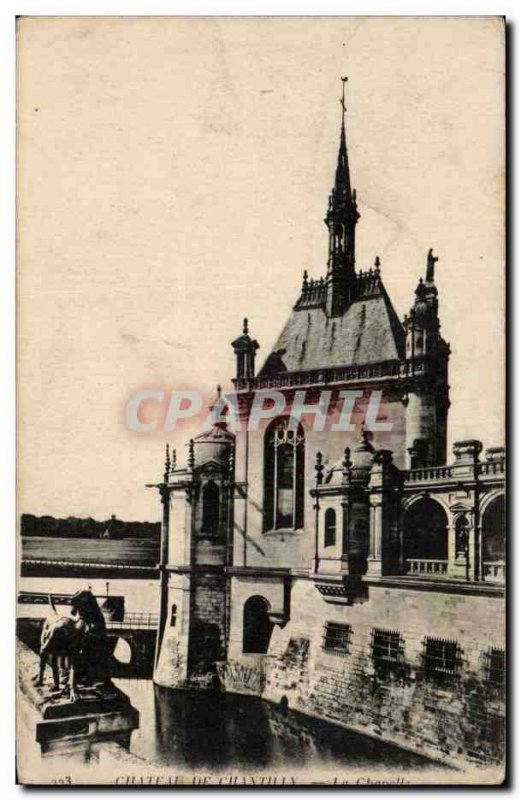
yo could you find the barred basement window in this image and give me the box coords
[485,648,505,689]
[423,637,460,686]
[371,629,403,675]
[323,622,352,655]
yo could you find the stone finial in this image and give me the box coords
[163,443,171,482]
[452,439,483,464]
[188,438,195,471]
[374,449,393,466]
[302,270,309,291]
[485,446,505,463]
[170,448,177,475]
[374,256,381,270]
[243,317,249,335]
[315,452,324,486]
[228,442,235,478]
[342,447,352,483]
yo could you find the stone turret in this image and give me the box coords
[404,249,450,468]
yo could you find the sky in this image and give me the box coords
[17,16,505,522]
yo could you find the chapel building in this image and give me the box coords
[153,89,505,771]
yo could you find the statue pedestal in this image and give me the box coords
[18,640,139,758]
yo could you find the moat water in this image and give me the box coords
[116,679,436,773]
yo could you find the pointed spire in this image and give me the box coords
[325,78,359,316]
[334,77,352,200]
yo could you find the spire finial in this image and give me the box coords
[243,317,249,335]
[217,384,222,398]
[171,448,176,475]
[340,76,348,125]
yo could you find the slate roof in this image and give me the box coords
[258,276,405,375]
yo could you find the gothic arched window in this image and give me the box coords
[324,508,336,547]
[263,417,305,532]
[202,480,220,537]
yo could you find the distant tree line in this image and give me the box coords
[21,513,161,540]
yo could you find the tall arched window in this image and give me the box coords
[243,596,273,654]
[482,495,505,564]
[263,417,305,531]
[202,480,220,537]
[324,508,336,547]
[403,497,448,570]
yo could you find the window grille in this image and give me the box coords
[423,637,460,685]
[371,628,403,674]
[323,622,352,655]
[485,648,505,689]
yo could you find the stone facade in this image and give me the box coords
[152,96,505,772]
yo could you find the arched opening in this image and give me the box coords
[202,481,220,537]
[263,417,305,531]
[324,508,336,547]
[482,495,505,581]
[403,497,448,575]
[243,595,273,654]
[112,637,132,665]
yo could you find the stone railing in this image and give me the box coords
[403,460,505,486]
[406,558,448,577]
[294,277,328,309]
[403,466,454,483]
[483,561,505,583]
[234,358,430,392]
[478,461,506,477]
